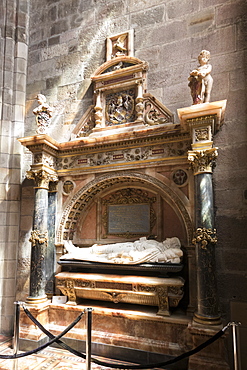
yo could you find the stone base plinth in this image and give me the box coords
[19,302,230,369]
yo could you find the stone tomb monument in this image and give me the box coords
[18,33,229,368]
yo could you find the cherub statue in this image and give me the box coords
[188,50,213,104]
[33,94,53,134]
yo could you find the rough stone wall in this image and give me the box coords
[0,0,29,333]
[20,0,247,326]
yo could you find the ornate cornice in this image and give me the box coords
[26,169,58,189]
[192,227,217,250]
[188,147,218,174]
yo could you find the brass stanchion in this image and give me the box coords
[13,302,21,370]
[86,308,93,370]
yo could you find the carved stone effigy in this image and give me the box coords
[56,238,184,315]
[61,237,183,264]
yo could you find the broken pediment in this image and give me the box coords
[71,55,175,140]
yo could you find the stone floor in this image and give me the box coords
[0,337,167,370]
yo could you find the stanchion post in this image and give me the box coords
[86,308,93,370]
[13,301,21,370]
[230,321,241,370]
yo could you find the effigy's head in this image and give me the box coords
[198,50,210,65]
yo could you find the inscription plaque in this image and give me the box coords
[108,203,150,234]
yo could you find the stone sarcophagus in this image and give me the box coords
[55,270,184,316]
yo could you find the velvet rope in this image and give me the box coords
[21,305,228,369]
[0,309,84,359]
[22,305,86,359]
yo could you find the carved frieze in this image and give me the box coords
[57,140,190,172]
[33,152,56,169]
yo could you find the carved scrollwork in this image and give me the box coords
[102,292,127,303]
[188,147,218,174]
[29,230,48,247]
[144,101,169,125]
[192,227,217,250]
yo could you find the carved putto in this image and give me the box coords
[188,50,213,105]
[33,94,53,134]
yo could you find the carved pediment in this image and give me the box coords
[143,93,174,126]
[71,105,95,138]
[69,32,176,140]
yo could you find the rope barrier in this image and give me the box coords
[0,309,84,359]
[17,304,230,369]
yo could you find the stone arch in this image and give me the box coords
[92,56,146,77]
[57,171,193,245]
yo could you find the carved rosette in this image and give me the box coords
[27,169,58,189]
[188,147,218,174]
[192,227,217,250]
[29,230,48,247]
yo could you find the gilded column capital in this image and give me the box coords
[188,147,218,174]
[29,230,48,247]
[192,227,217,250]
[27,169,58,189]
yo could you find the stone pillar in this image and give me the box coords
[26,169,57,304]
[177,102,227,325]
[188,147,220,324]
[45,182,57,297]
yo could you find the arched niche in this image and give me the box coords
[57,171,193,249]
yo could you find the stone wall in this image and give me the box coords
[0,0,29,333]
[17,0,247,330]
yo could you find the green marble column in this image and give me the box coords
[26,169,57,304]
[193,173,220,324]
[188,147,221,325]
[45,183,57,296]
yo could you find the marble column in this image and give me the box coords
[45,182,57,297]
[188,148,221,325]
[26,169,57,304]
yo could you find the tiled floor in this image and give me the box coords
[0,338,167,370]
